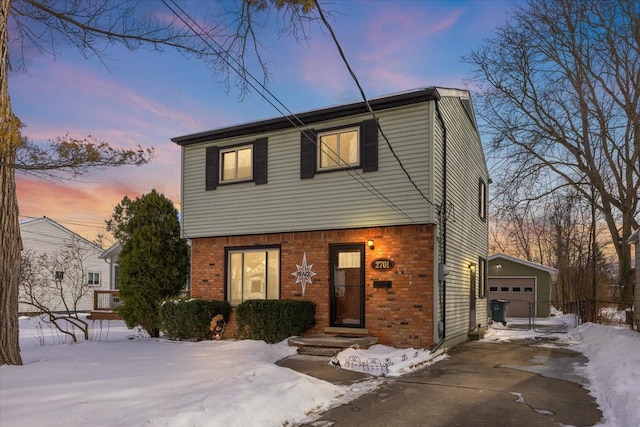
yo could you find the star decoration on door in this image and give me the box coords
[292,252,317,296]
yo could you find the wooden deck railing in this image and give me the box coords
[93,290,190,311]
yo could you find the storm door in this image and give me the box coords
[330,244,365,328]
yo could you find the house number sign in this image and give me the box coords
[371,258,395,271]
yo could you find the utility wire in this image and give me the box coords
[313,0,437,208]
[161,0,420,225]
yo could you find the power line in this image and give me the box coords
[313,0,437,209]
[161,0,420,225]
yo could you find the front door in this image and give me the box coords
[330,244,365,328]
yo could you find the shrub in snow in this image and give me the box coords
[160,299,231,341]
[236,300,315,343]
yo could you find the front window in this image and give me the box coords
[227,248,280,305]
[88,272,100,285]
[220,145,253,182]
[318,127,359,170]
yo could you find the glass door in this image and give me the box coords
[330,244,365,328]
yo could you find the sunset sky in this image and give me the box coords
[9,0,515,245]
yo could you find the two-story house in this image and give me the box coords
[172,87,489,348]
[19,217,110,314]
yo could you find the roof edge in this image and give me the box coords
[488,253,558,274]
[172,87,441,146]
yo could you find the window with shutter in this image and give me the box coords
[300,119,378,179]
[205,138,268,190]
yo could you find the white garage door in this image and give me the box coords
[487,277,536,317]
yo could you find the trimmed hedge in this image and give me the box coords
[236,300,316,343]
[160,299,231,341]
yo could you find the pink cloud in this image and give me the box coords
[16,167,180,242]
[295,38,353,94]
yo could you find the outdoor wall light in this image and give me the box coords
[367,239,375,250]
[469,263,476,272]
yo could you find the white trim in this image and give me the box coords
[489,253,557,279]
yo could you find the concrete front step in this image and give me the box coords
[296,346,343,357]
[288,334,378,356]
[323,327,370,337]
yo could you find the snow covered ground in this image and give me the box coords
[1,312,639,426]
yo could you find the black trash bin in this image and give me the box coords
[490,299,509,326]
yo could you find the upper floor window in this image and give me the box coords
[88,272,100,285]
[301,119,378,179]
[318,127,360,170]
[221,145,253,182]
[227,247,280,305]
[479,179,487,220]
[205,138,268,190]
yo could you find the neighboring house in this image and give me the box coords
[172,87,489,348]
[19,217,109,314]
[99,241,122,290]
[487,254,558,318]
[627,229,639,331]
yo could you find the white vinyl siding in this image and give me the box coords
[18,218,109,313]
[181,103,435,238]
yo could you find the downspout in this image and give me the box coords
[433,96,448,351]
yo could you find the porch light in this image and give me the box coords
[367,239,375,250]
[469,263,476,272]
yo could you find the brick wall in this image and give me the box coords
[191,224,435,348]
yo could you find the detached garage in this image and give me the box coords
[487,254,558,318]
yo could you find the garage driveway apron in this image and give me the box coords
[296,339,602,427]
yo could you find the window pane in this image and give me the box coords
[320,135,339,168]
[228,249,280,305]
[222,151,237,181]
[237,148,252,179]
[229,253,243,305]
[340,131,358,165]
[243,252,266,301]
[267,249,279,300]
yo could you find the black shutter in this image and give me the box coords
[253,137,268,185]
[300,129,317,179]
[361,119,378,172]
[205,146,219,190]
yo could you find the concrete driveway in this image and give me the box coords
[287,339,602,426]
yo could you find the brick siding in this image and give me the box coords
[191,224,435,348]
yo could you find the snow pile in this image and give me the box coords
[332,344,447,377]
[568,323,640,427]
[1,317,377,427]
[484,312,640,427]
[3,314,639,426]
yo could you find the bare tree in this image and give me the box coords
[490,185,614,321]
[1,0,321,365]
[19,238,102,342]
[467,0,640,303]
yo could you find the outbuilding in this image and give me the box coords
[487,254,557,318]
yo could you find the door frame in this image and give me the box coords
[329,243,365,328]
